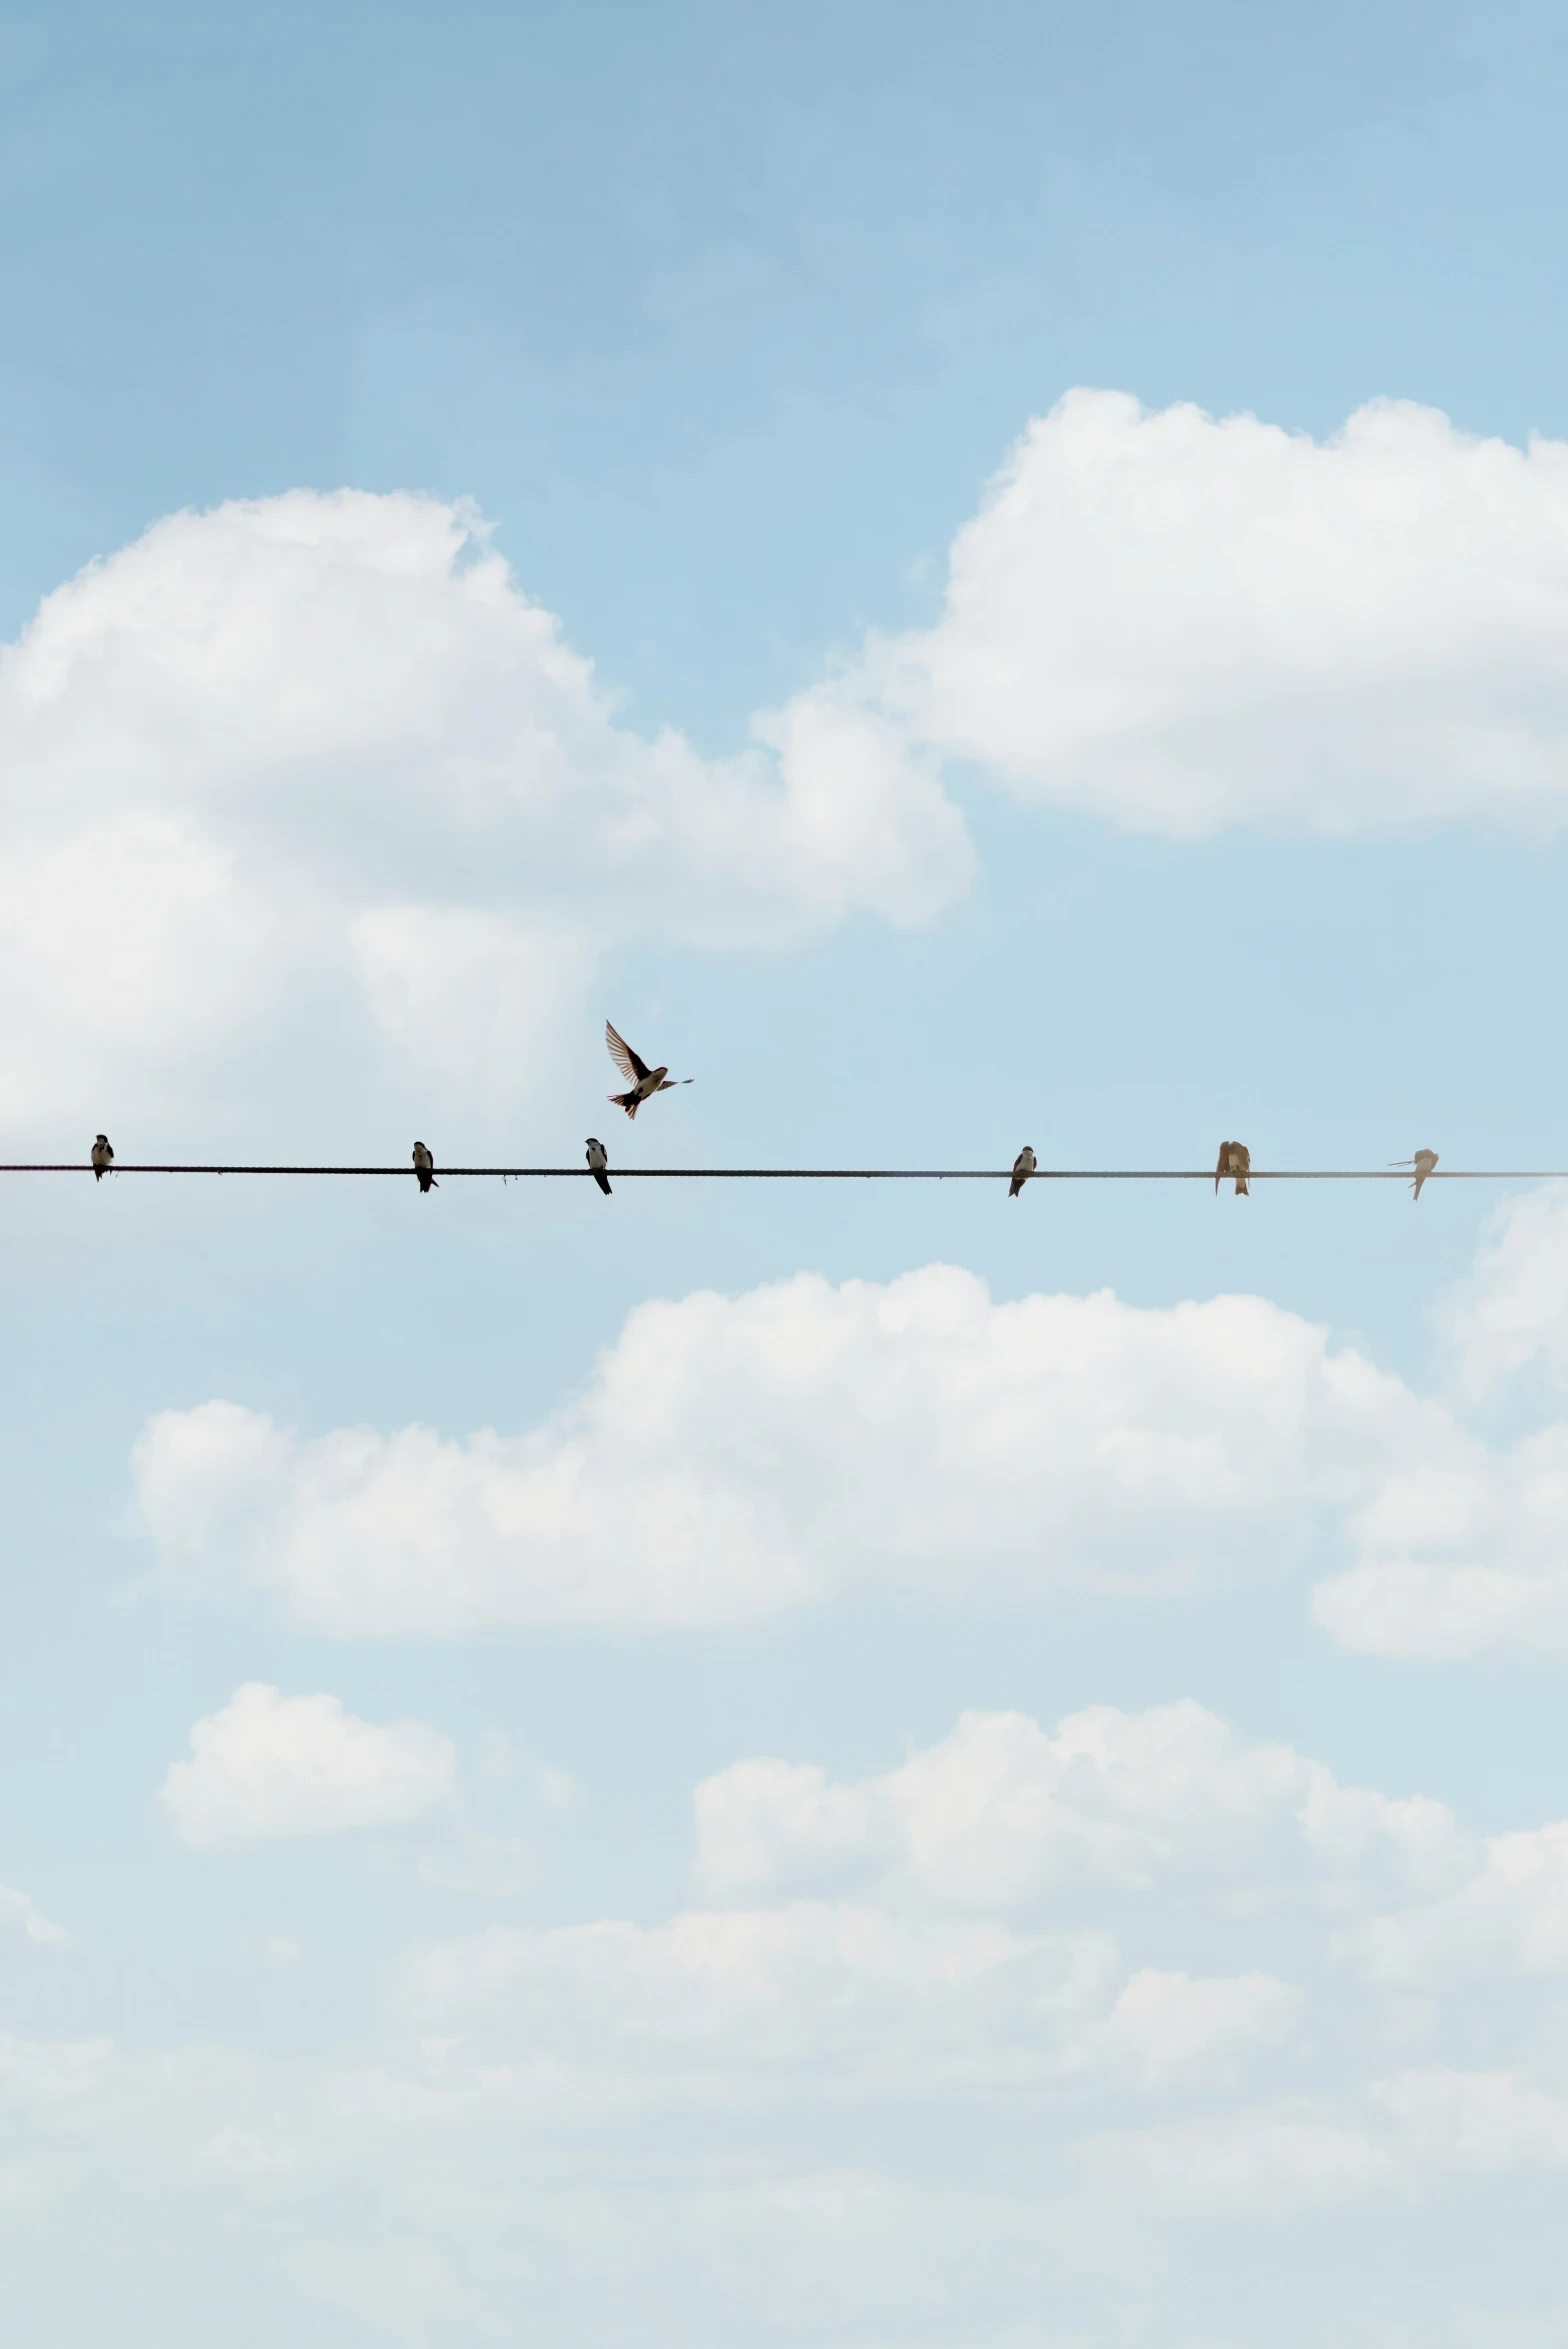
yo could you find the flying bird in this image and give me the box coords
[1009,1145,1036,1199]
[412,1141,438,1194]
[1214,1140,1251,1197]
[91,1134,113,1182]
[586,1137,611,1196]
[1389,1147,1439,1201]
[605,1021,693,1120]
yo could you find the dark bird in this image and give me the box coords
[91,1134,113,1182]
[1214,1140,1251,1197]
[605,1021,694,1120]
[1389,1147,1439,1201]
[412,1141,438,1194]
[1009,1146,1036,1199]
[586,1137,611,1196]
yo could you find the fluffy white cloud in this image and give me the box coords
[1343,1821,1568,1986]
[0,1883,68,1948]
[692,1703,1471,1908]
[1084,2070,1568,2221]
[1441,1186,1568,1400]
[807,389,1568,836]
[158,1682,456,1849]
[0,490,969,1129]
[404,1902,1296,2097]
[133,1265,1436,1634]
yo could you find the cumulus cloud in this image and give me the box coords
[158,1682,456,1850]
[0,489,969,1129]
[692,1703,1472,1908]
[0,1883,69,1948]
[132,1264,1437,1634]
[802,389,1568,837]
[1084,2070,1568,2221]
[1343,1821,1568,1986]
[404,1902,1296,2097]
[1440,1185,1568,1400]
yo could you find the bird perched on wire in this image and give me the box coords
[1389,1147,1438,1201]
[586,1137,611,1196]
[605,1021,694,1120]
[91,1134,113,1182]
[1214,1140,1251,1196]
[412,1141,437,1194]
[1009,1146,1036,1199]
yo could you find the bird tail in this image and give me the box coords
[1236,1175,1249,1196]
[1412,1174,1426,1201]
[594,1171,612,1196]
[94,1168,104,1182]
[609,1090,640,1119]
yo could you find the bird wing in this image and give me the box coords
[606,1022,650,1084]
[1234,1144,1251,1171]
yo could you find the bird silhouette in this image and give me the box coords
[605,1021,694,1120]
[1009,1145,1036,1199]
[91,1134,113,1182]
[412,1141,438,1194]
[1389,1147,1438,1201]
[586,1137,611,1196]
[1214,1140,1251,1197]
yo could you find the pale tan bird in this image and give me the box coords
[91,1134,113,1182]
[605,1021,694,1120]
[1389,1147,1439,1201]
[1214,1140,1251,1197]
[1009,1146,1036,1199]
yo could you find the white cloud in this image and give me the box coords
[804,389,1568,837]
[158,1682,456,1850]
[692,1702,1471,1908]
[0,489,969,1129]
[404,1902,1295,2096]
[1343,1821,1568,1986]
[0,1883,68,1948]
[1441,1185,1568,1399]
[1084,2069,1568,2221]
[132,1264,1433,1635]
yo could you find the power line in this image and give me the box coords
[2,1165,1563,1182]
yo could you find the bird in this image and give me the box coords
[1389,1147,1439,1201]
[1214,1140,1251,1197]
[586,1137,612,1196]
[91,1134,113,1182]
[412,1141,437,1194]
[1009,1145,1036,1199]
[605,1021,694,1120]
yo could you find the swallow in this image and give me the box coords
[605,1021,694,1120]
[1389,1147,1438,1201]
[586,1137,611,1196]
[1009,1145,1036,1199]
[91,1134,113,1182]
[1214,1140,1250,1197]
[412,1141,438,1194]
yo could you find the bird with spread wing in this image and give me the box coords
[605,1022,694,1120]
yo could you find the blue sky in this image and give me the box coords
[9,3,1568,2342]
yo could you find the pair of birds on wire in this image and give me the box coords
[1211,1140,1439,1199]
[409,1021,691,1199]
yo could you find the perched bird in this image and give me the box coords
[91,1134,113,1182]
[1009,1145,1036,1199]
[1214,1140,1251,1197]
[586,1137,612,1196]
[412,1141,438,1194]
[605,1020,694,1120]
[1389,1147,1439,1201]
